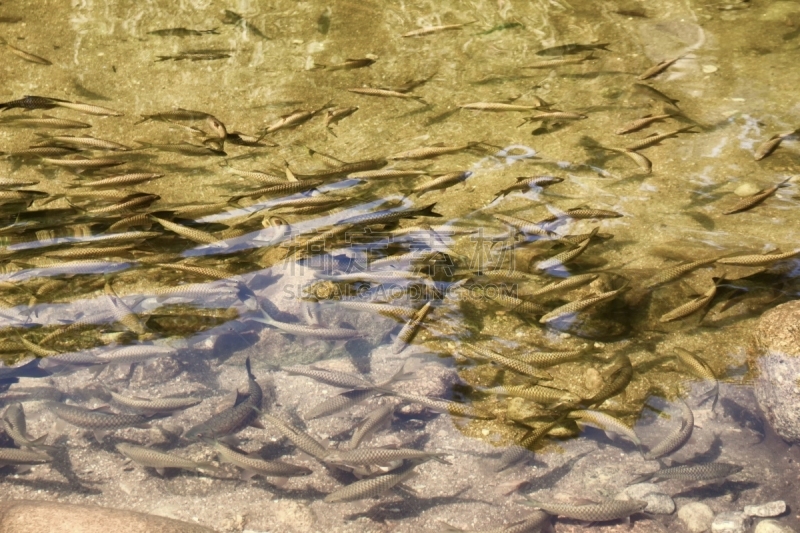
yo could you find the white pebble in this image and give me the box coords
[734,182,761,197]
[754,519,796,533]
[703,64,719,73]
[712,511,750,533]
[679,502,714,532]
[745,501,787,518]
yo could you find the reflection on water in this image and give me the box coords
[0,0,799,531]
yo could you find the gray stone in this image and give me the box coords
[712,511,750,533]
[678,502,715,533]
[0,500,215,533]
[619,483,675,515]
[754,519,796,533]
[744,501,787,518]
[753,300,800,444]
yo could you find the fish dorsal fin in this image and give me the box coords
[90,405,115,414]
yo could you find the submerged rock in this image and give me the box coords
[0,500,216,533]
[752,300,800,444]
[678,502,714,533]
[754,519,797,533]
[744,501,787,518]
[712,511,750,533]
[620,483,675,515]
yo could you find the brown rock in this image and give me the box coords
[753,300,800,443]
[0,500,216,533]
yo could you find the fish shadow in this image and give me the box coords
[671,480,758,502]
[684,434,723,463]
[343,487,479,523]
[522,451,591,493]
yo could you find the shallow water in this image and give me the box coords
[0,0,799,532]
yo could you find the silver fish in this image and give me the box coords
[525,498,647,521]
[45,401,150,441]
[213,441,312,480]
[323,446,448,466]
[569,409,641,446]
[631,462,742,483]
[324,460,419,502]
[0,447,53,466]
[108,391,201,415]
[261,413,328,459]
[644,398,694,459]
[540,285,627,323]
[2,403,49,448]
[659,284,717,323]
[348,404,394,449]
[116,443,217,475]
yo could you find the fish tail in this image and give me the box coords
[629,472,653,484]
[432,453,451,465]
[417,202,443,218]
[245,356,255,380]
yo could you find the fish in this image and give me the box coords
[644,398,694,459]
[389,142,483,160]
[525,111,587,122]
[44,401,151,441]
[496,420,563,472]
[104,281,146,334]
[155,263,233,281]
[50,100,123,116]
[0,95,65,111]
[585,356,633,406]
[324,446,449,466]
[107,391,201,415]
[631,462,742,483]
[136,108,211,123]
[440,512,550,533]
[486,292,549,316]
[413,171,471,196]
[515,348,587,366]
[2,403,50,448]
[538,207,623,223]
[380,390,495,419]
[149,216,219,245]
[540,285,628,324]
[263,109,317,134]
[36,134,130,151]
[623,126,696,151]
[221,10,269,40]
[281,365,375,389]
[715,249,800,266]
[227,168,286,184]
[324,106,358,128]
[347,87,425,101]
[633,83,680,108]
[1,39,52,65]
[754,130,797,160]
[229,180,323,202]
[252,311,364,341]
[530,274,599,297]
[638,55,687,80]
[75,172,164,188]
[261,413,328,459]
[569,409,641,446]
[615,114,674,135]
[147,27,219,37]
[643,258,718,289]
[0,114,91,129]
[212,441,312,480]
[348,404,394,449]
[184,357,263,440]
[479,384,579,406]
[523,54,596,68]
[535,43,611,56]
[459,102,541,111]
[534,237,592,271]
[674,348,719,409]
[336,202,442,226]
[42,157,125,170]
[524,498,647,521]
[116,443,217,475]
[315,57,376,70]
[0,447,53,467]
[722,178,790,214]
[464,344,552,380]
[402,24,469,37]
[659,283,717,322]
[155,50,232,62]
[393,301,432,353]
[324,460,419,502]
[305,389,380,420]
[494,176,564,199]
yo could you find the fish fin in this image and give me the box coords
[240,469,258,481]
[93,430,108,442]
[629,473,653,484]
[219,435,239,447]
[155,467,166,476]
[249,419,265,429]
[89,404,115,413]
[14,465,32,475]
[435,521,464,532]
[432,454,451,465]
[28,434,49,446]
[269,476,289,487]
[196,462,219,474]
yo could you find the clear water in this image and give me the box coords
[0,0,799,531]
